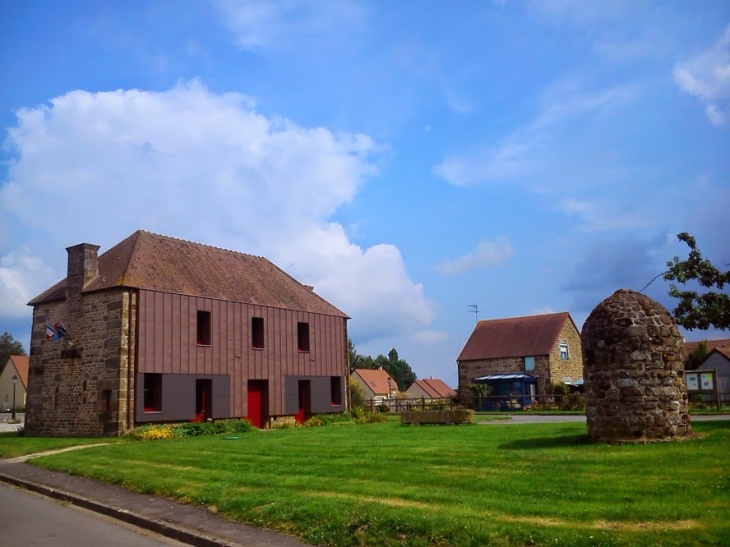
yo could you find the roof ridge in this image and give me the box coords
[477,311,569,324]
[136,229,267,260]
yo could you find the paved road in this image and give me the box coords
[0,483,188,547]
[478,413,730,424]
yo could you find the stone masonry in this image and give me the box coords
[581,289,691,443]
[25,244,133,437]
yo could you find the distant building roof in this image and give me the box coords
[458,312,575,361]
[681,339,730,359]
[408,378,456,398]
[353,368,396,396]
[5,355,29,389]
[28,230,348,318]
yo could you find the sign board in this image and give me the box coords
[686,373,699,390]
[700,373,714,390]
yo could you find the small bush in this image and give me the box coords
[130,418,254,440]
[304,416,324,427]
[272,416,300,429]
[132,424,175,440]
[376,403,391,413]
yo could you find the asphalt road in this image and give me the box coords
[0,483,188,547]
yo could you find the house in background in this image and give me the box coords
[456,312,582,397]
[351,368,397,403]
[696,348,730,402]
[25,230,349,436]
[0,355,29,412]
[406,378,456,399]
[682,339,730,368]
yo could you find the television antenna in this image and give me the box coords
[468,304,479,323]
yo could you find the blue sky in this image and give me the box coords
[1,1,728,386]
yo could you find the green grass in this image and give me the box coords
[0,431,128,458]
[25,421,730,546]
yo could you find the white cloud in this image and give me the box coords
[433,81,638,186]
[215,0,367,51]
[530,306,556,316]
[0,248,55,318]
[560,198,648,232]
[437,238,513,275]
[0,81,434,342]
[674,24,730,127]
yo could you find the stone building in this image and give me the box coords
[581,289,691,443]
[456,312,583,396]
[25,231,349,437]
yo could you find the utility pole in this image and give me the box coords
[468,305,479,323]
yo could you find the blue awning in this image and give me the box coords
[474,374,537,382]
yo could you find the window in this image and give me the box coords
[524,356,535,371]
[330,376,342,406]
[251,317,264,349]
[559,343,570,360]
[143,373,162,412]
[297,322,310,352]
[197,311,211,346]
[101,390,112,413]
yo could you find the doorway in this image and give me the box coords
[247,380,269,428]
[295,380,311,424]
[195,379,212,422]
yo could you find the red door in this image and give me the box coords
[195,379,212,422]
[295,380,311,424]
[247,380,268,428]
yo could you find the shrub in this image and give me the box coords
[376,403,391,413]
[272,416,299,429]
[132,424,175,440]
[304,416,324,427]
[349,376,365,408]
[130,418,254,440]
[315,413,355,426]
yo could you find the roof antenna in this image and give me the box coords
[468,304,479,323]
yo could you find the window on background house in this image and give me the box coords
[297,322,310,352]
[559,343,570,360]
[197,311,211,346]
[524,356,535,371]
[251,317,264,349]
[143,373,162,412]
[330,376,342,405]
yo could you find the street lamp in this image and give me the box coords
[11,374,18,420]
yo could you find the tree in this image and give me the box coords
[663,232,730,331]
[346,339,417,391]
[0,332,26,375]
[684,340,709,371]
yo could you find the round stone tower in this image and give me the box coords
[581,289,691,443]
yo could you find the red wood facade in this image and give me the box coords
[136,289,347,420]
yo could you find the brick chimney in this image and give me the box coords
[66,243,100,297]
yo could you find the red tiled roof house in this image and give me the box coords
[0,355,29,412]
[456,312,583,396]
[25,231,349,436]
[405,378,456,399]
[351,368,397,403]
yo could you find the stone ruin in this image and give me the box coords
[581,289,692,443]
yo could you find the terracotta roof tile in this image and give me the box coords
[458,312,574,361]
[681,339,730,359]
[409,378,456,398]
[6,355,29,389]
[353,368,396,396]
[29,231,348,318]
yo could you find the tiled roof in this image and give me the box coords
[457,312,574,361]
[29,231,348,318]
[353,368,396,396]
[7,355,29,388]
[409,378,456,398]
[681,339,730,359]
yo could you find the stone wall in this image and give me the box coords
[581,289,691,443]
[548,319,583,383]
[25,288,133,437]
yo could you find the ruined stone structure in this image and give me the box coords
[581,289,691,443]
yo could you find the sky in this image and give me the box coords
[1,1,729,387]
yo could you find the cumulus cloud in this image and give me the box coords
[0,248,55,318]
[0,81,434,342]
[674,24,730,127]
[437,238,513,275]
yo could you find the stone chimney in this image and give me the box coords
[66,243,100,297]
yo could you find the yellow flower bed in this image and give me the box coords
[135,425,175,440]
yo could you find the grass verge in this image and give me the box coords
[25,421,730,546]
[0,431,128,459]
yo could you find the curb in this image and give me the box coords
[0,471,240,547]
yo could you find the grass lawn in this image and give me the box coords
[24,420,730,547]
[0,431,129,458]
